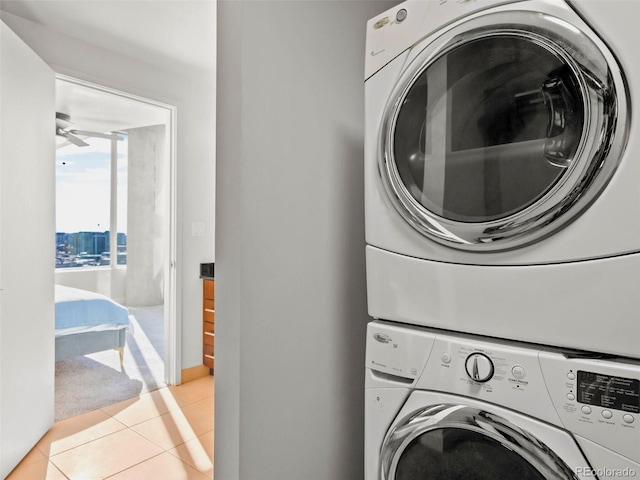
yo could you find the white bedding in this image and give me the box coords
[55,285,130,332]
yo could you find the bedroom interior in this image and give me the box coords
[53,77,173,420]
[54,303,166,421]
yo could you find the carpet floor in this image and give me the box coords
[55,305,165,421]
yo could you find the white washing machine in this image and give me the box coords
[365,321,640,480]
[364,0,640,357]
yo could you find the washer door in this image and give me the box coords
[380,10,627,251]
[380,404,578,480]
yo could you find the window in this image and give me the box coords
[392,35,582,223]
[55,134,128,268]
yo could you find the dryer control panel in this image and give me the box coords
[364,0,519,80]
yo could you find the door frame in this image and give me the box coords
[55,73,181,384]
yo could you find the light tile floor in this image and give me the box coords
[7,375,214,480]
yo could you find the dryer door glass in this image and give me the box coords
[379,10,625,251]
[393,36,581,223]
[394,427,544,480]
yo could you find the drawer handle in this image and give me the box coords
[204,332,215,337]
[204,308,215,313]
[204,354,215,360]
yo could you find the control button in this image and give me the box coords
[567,393,576,401]
[441,352,452,364]
[465,353,494,383]
[602,410,613,420]
[395,8,408,22]
[567,372,576,381]
[511,365,526,379]
[624,414,635,424]
[581,406,592,415]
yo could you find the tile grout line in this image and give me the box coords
[27,378,213,479]
[36,414,130,459]
[101,451,167,480]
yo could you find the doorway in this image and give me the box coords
[53,75,178,420]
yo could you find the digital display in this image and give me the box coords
[577,371,640,413]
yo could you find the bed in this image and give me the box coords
[55,285,131,366]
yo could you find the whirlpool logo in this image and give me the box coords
[373,333,392,344]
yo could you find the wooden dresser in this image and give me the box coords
[203,278,215,373]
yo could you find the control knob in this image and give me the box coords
[465,352,494,383]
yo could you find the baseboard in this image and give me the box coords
[181,364,210,384]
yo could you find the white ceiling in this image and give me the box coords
[0,0,216,76]
[1,0,215,133]
[56,79,169,135]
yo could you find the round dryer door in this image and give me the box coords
[379,10,627,251]
[380,404,579,480]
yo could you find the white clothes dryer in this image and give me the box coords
[365,321,640,480]
[364,0,640,357]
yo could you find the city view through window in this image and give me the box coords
[56,135,128,268]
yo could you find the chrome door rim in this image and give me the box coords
[379,9,628,252]
[380,404,579,480]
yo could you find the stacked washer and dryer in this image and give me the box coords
[363,1,640,479]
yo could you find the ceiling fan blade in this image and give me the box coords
[57,129,89,147]
[65,134,90,147]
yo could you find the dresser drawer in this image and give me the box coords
[203,345,214,368]
[203,278,216,372]
[203,279,215,300]
[203,308,215,323]
[203,355,214,369]
[203,321,214,335]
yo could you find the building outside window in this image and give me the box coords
[55,135,128,268]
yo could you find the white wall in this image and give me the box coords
[1,8,216,372]
[215,1,394,478]
[55,268,127,305]
[1,21,55,478]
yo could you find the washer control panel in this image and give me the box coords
[539,352,640,464]
[366,321,640,464]
[416,332,557,424]
[365,322,436,381]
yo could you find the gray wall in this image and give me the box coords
[215,1,394,478]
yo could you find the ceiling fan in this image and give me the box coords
[56,112,124,148]
[56,112,89,147]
